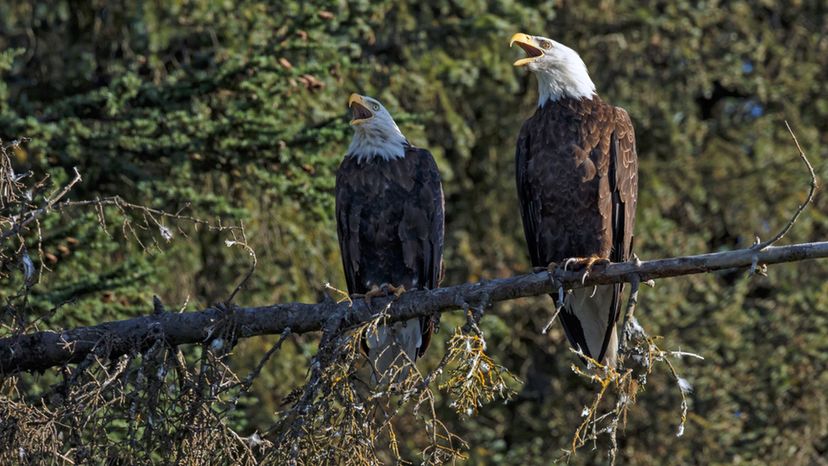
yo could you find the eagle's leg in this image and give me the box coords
[561,255,611,283]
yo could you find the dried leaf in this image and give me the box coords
[299,74,324,90]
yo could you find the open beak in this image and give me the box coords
[348,93,374,125]
[510,33,544,67]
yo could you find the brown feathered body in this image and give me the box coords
[335,146,444,380]
[516,96,638,367]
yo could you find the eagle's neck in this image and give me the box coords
[536,65,596,107]
[347,123,408,163]
[534,95,605,124]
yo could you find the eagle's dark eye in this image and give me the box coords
[372,104,380,111]
[540,40,552,49]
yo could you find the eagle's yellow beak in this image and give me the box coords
[510,33,543,67]
[348,93,373,125]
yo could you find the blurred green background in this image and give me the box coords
[2,0,827,464]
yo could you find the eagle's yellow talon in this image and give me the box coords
[362,284,385,307]
[388,284,406,298]
[560,255,610,273]
[361,283,407,306]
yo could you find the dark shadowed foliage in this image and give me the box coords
[1,1,827,464]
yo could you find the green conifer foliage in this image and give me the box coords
[1,1,827,463]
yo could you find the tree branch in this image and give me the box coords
[752,121,818,251]
[3,240,827,375]
[0,167,82,242]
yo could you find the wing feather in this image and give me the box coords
[516,121,542,266]
[405,147,444,355]
[593,106,638,362]
[335,158,361,294]
[611,107,638,264]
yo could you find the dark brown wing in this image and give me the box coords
[582,106,637,363]
[405,147,445,292]
[584,106,638,363]
[515,120,543,266]
[415,147,444,355]
[335,159,362,296]
[335,147,444,356]
[610,107,638,265]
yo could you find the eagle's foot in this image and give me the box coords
[361,285,384,307]
[561,255,610,284]
[360,283,407,306]
[375,283,407,299]
[384,283,407,298]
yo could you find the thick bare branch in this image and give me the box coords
[2,240,828,375]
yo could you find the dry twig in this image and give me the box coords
[752,122,818,251]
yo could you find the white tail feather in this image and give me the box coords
[566,286,618,368]
[365,318,422,384]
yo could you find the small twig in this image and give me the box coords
[224,221,257,304]
[1,137,32,151]
[542,278,565,334]
[0,167,82,241]
[323,283,353,305]
[237,327,291,394]
[541,305,563,335]
[3,193,239,245]
[619,275,641,351]
[152,296,166,315]
[752,121,818,251]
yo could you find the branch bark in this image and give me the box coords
[2,240,827,375]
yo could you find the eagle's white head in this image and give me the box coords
[510,33,596,106]
[347,93,408,162]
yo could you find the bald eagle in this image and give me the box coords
[336,93,444,382]
[510,33,638,368]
